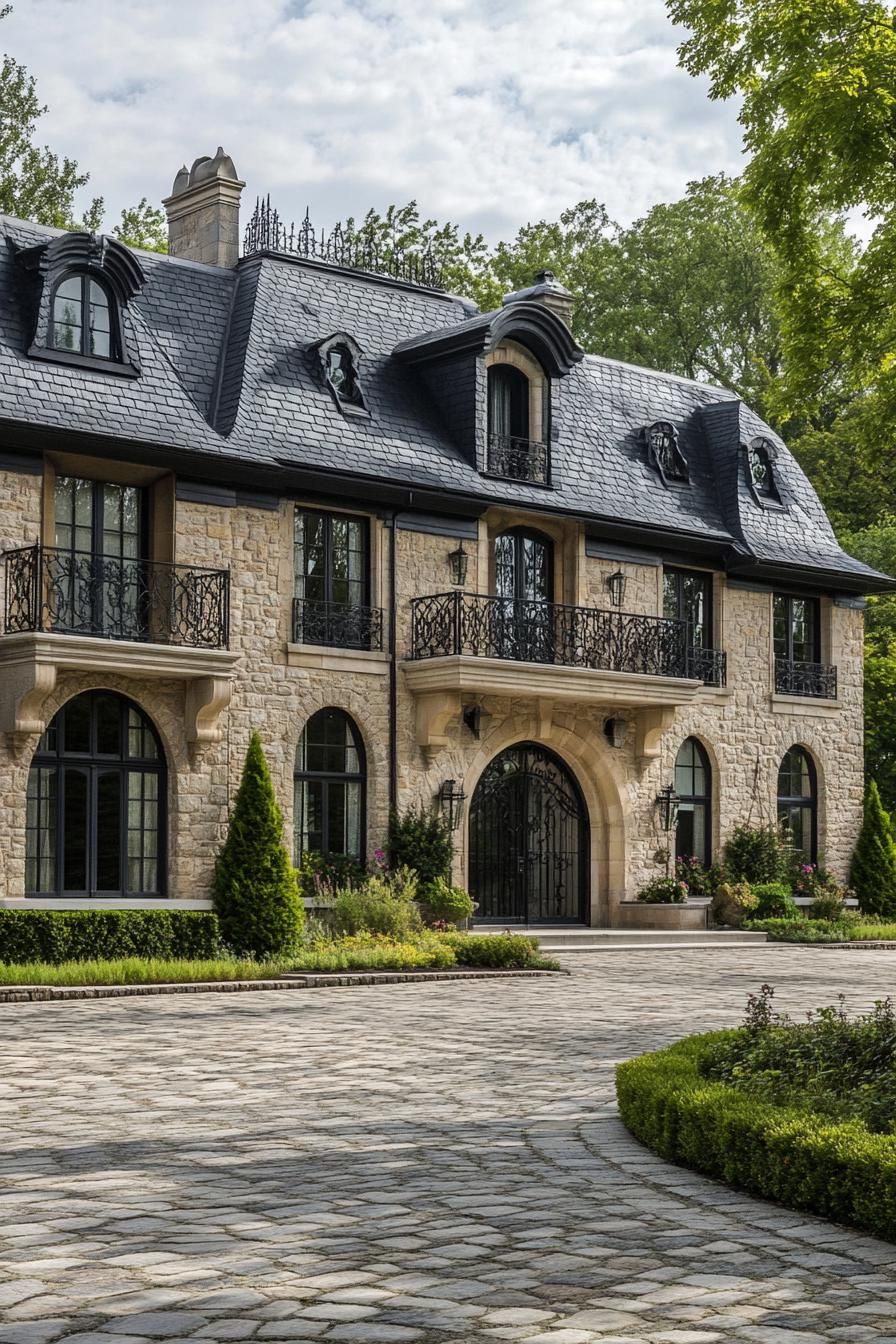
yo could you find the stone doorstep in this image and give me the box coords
[0,967,566,1005]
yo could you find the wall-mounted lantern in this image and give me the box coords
[654,783,680,833]
[607,569,626,608]
[438,778,467,831]
[603,717,626,749]
[448,542,469,587]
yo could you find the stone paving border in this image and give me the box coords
[0,966,565,1005]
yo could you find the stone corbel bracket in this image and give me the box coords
[635,706,675,769]
[415,691,461,762]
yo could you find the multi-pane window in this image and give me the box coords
[663,569,712,648]
[26,692,164,897]
[674,738,711,866]
[777,746,817,862]
[294,708,365,862]
[50,273,114,359]
[293,509,372,648]
[488,365,530,442]
[53,476,146,639]
[773,594,820,664]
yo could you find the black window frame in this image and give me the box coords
[674,737,712,868]
[293,508,374,649]
[745,436,782,507]
[773,593,821,664]
[26,691,166,898]
[293,708,366,863]
[487,364,531,442]
[777,745,818,864]
[49,271,120,362]
[663,567,713,649]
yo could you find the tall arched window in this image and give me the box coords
[488,364,530,443]
[50,273,115,359]
[674,737,711,866]
[26,692,165,896]
[294,708,365,861]
[778,746,817,861]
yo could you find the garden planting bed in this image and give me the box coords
[616,988,896,1241]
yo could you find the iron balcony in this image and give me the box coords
[486,434,550,486]
[410,591,727,686]
[292,597,384,651]
[775,656,837,699]
[2,545,230,650]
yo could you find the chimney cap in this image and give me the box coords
[502,268,574,308]
[170,146,240,197]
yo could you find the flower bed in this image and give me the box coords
[616,989,896,1240]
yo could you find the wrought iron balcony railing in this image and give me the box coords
[293,598,384,651]
[486,433,550,486]
[3,546,230,649]
[410,592,727,685]
[775,656,837,699]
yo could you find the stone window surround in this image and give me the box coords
[484,340,548,447]
[40,453,175,565]
[768,590,836,703]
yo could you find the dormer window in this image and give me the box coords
[746,436,781,505]
[51,274,115,359]
[485,345,550,486]
[643,420,689,485]
[311,332,367,416]
[488,365,529,441]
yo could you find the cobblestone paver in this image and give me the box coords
[2,947,896,1343]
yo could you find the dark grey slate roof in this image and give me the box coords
[0,213,890,592]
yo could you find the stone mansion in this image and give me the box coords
[0,148,890,926]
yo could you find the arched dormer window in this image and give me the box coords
[310,332,367,416]
[485,342,549,485]
[745,436,781,505]
[642,420,689,485]
[51,273,115,359]
[14,231,145,377]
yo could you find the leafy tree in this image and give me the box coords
[213,732,303,956]
[668,0,896,531]
[0,5,102,228]
[113,197,168,253]
[851,779,896,916]
[843,518,896,810]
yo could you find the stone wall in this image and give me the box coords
[0,468,865,914]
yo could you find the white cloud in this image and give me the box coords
[5,0,745,240]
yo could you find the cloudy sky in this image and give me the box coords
[7,0,745,241]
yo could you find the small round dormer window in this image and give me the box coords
[747,436,779,502]
[326,344,362,406]
[643,420,689,484]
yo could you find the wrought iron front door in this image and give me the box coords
[493,529,554,662]
[468,743,587,924]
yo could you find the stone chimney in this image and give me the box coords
[502,269,575,327]
[163,148,245,267]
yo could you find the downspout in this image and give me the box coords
[388,509,398,812]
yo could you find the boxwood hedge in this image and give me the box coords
[616,1031,896,1241]
[0,909,223,965]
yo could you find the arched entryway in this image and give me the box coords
[26,691,166,897]
[468,742,588,924]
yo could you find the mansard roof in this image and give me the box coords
[0,214,890,593]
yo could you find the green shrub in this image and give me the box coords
[710,880,758,928]
[808,890,846,921]
[330,868,423,939]
[636,876,688,904]
[213,733,304,957]
[0,909,222,966]
[674,856,723,898]
[444,932,555,968]
[387,804,452,885]
[616,1033,896,1241]
[752,881,799,919]
[851,780,896,917]
[724,824,788,884]
[418,877,475,926]
[296,850,365,904]
[747,916,896,943]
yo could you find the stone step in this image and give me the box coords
[475,926,768,951]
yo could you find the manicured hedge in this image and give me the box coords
[445,932,552,968]
[616,1032,896,1241]
[0,909,223,965]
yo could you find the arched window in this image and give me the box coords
[643,420,689,484]
[778,746,817,861]
[26,692,165,896]
[746,436,780,503]
[674,738,711,866]
[294,708,365,861]
[50,273,115,359]
[488,364,530,443]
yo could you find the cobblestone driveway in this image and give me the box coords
[3,947,896,1344]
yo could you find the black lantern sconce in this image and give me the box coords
[448,542,469,587]
[438,778,467,831]
[655,783,680,833]
[606,569,626,608]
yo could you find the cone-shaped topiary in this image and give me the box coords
[213,732,304,956]
[851,780,896,917]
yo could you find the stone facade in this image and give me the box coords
[0,465,864,921]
